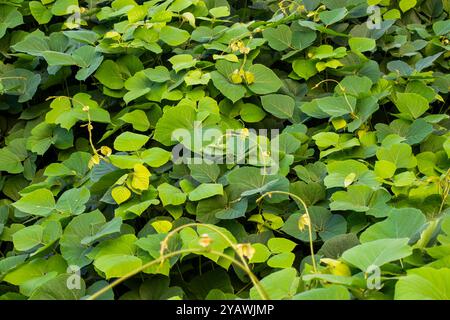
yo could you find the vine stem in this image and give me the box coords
[256,190,318,273]
[47,95,99,156]
[88,248,268,300]
[159,223,269,299]
[312,79,358,119]
[438,169,450,215]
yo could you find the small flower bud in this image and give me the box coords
[199,233,213,248]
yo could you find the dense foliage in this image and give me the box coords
[0,0,449,300]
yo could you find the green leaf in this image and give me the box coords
[240,103,266,123]
[94,60,124,90]
[81,217,122,246]
[0,5,23,38]
[315,96,357,117]
[13,189,55,217]
[247,64,283,95]
[324,160,379,189]
[262,25,292,51]
[342,238,412,271]
[3,255,67,286]
[51,0,79,16]
[268,238,297,253]
[249,243,271,263]
[168,54,196,72]
[209,6,230,18]
[393,171,415,187]
[249,268,299,299]
[335,75,373,98]
[159,26,190,46]
[213,197,248,220]
[59,210,106,267]
[157,183,186,206]
[189,163,220,183]
[127,5,147,23]
[188,183,224,201]
[360,208,426,242]
[119,110,150,131]
[30,274,86,300]
[123,71,152,103]
[374,160,397,179]
[267,252,295,268]
[114,132,149,151]
[330,185,391,216]
[395,267,450,300]
[318,234,360,259]
[95,254,142,279]
[90,235,141,278]
[260,94,295,119]
[11,32,49,56]
[0,68,41,102]
[153,105,197,146]
[444,138,450,158]
[394,93,429,119]
[399,0,416,12]
[55,187,90,215]
[0,148,24,174]
[349,37,376,52]
[46,94,110,130]
[227,167,289,203]
[210,71,246,103]
[141,148,172,167]
[433,20,450,36]
[312,132,339,148]
[292,59,317,80]
[144,66,171,82]
[29,1,53,24]
[319,8,347,25]
[12,225,44,252]
[376,143,417,169]
[42,51,75,66]
[293,285,350,300]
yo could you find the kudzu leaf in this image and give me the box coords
[342,238,412,271]
[159,26,190,46]
[268,238,297,253]
[188,183,224,201]
[13,189,55,217]
[55,187,90,215]
[12,225,44,252]
[360,208,426,242]
[260,94,295,119]
[95,60,124,90]
[114,132,149,151]
[395,267,450,300]
[293,285,350,300]
[249,268,299,300]
[29,1,53,24]
[394,93,429,119]
[349,37,376,52]
[267,252,295,268]
[141,148,172,168]
[210,71,246,103]
[262,25,292,51]
[119,110,150,131]
[292,59,317,80]
[111,186,131,205]
[131,164,151,191]
[247,64,283,95]
[157,183,186,206]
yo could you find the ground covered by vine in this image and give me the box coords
[0,0,449,300]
